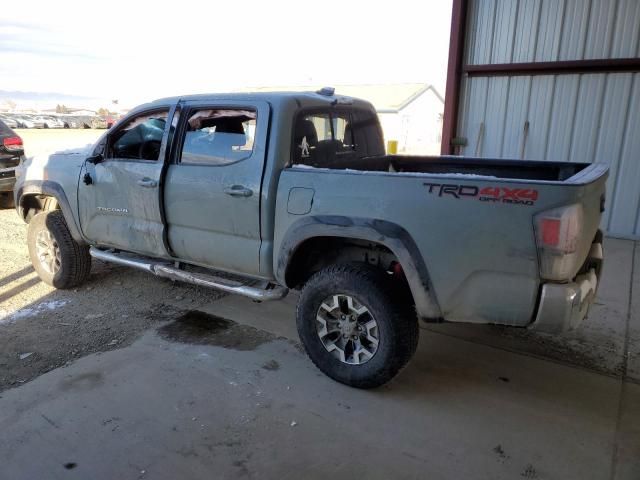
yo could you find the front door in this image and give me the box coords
[78,107,174,258]
[163,100,270,276]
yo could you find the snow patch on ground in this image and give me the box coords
[0,300,69,325]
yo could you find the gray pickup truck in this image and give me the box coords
[14,89,607,388]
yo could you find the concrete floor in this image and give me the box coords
[0,238,638,480]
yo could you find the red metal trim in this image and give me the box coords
[464,58,640,77]
[441,0,468,155]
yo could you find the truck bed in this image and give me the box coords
[278,155,608,327]
[295,154,605,184]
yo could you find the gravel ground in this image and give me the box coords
[0,207,227,391]
[0,129,276,393]
[1,124,264,390]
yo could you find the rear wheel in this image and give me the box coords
[296,263,418,389]
[27,211,91,288]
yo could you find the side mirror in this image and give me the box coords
[86,153,103,164]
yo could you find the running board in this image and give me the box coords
[89,247,288,301]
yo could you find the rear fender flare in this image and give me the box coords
[276,216,441,319]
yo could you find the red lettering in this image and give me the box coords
[479,187,501,198]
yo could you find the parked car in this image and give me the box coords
[34,115,64,129]
[78,116,93,128]
[91,116,108,129]
[11,116,24,128]
[0,115,19,129]
[14,90,607,388]
[56,116,73,128]
[0,119,24,207]
[63,115,90,128]
[12,115,41,128]
[17,116,34,128]
[60,117,73,128]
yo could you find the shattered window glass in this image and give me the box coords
[110,110,169,161]
[180,109,257,166]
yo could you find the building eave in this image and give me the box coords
[394,85,445,111]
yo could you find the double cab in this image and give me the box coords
[14,89,607,388]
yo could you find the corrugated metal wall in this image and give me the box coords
[457,0,640,238]
[465,0,640,63]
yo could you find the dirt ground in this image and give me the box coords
[0,126,280,390]
[0,207,232,390]
[2,129,269,388]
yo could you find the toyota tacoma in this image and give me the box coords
[14,89,607,388]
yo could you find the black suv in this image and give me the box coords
[0,119,24,208]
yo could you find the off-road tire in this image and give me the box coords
[27,210,91,288]
[297,263,419,389]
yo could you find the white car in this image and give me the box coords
[35,116,64,129]
[0,115,19,128]
[15,116,43,128]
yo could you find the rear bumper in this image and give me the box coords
[530,235,603,333]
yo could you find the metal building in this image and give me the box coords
[441,0,640,238]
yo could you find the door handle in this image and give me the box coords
[137,178,158,188]
[224,185,253,197]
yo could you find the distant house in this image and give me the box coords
[237,84,444,154]
[360,84,444,155]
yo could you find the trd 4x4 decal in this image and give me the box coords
[423,183,538,206]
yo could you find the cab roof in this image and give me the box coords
[145,90,375,112]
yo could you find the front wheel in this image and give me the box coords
[296,263,418,389]
[27,211,91,288]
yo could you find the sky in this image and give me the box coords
[0,0,453,109]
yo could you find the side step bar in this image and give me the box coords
[89,247,288,302]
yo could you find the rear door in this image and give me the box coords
[78,106,175,257]
[163,100,270,275]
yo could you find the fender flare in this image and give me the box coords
[276,216,441,320]
[16,180,87,245]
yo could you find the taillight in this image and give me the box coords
[540,218,561,246]
[534,204,583,281]
[3,136,23,152]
